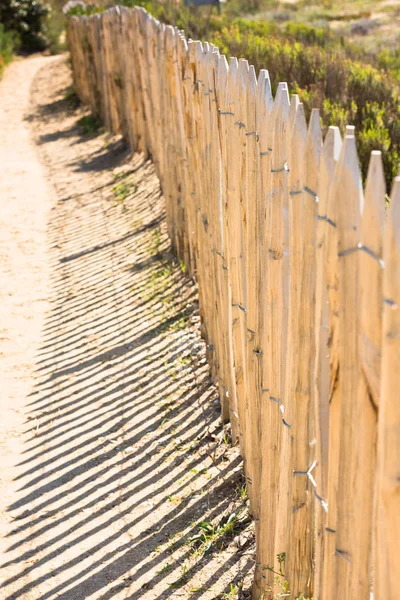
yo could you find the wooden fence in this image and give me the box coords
[67,7,399,599]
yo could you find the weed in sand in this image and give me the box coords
[189,586,204,595]
[149,227,162,257]
[169,561,190,588]
[168,495,181,505]
[240,484,247,500]
[64,87,80,109]
[177,354,192,366]
[77,114,101,134]
[157,563,171,574]
[113,170,132,181]
[131,217,144,230]
[169,315,190,332]
[145,264,174,301]
[221,583,240,599]
[112,181,137,202]
[188,510,250,558]
[260,552,313,599]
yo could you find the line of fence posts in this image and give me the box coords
[67,7,400,599]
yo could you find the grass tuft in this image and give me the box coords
[77,114,102,134]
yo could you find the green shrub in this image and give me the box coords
[42,6,67,54]
[70,0,400,188]
[376,47,400,81]
[0,23,18,77]
[155,5,400,187]
[284,21,334,47]
[0,0,49,51]
[66,4,104,17]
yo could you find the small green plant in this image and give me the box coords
[167,495,181,505]
[261,553,313,599]
[77,114,101,134]
[149,226,162,257]
[113,170,132,181]
[188,510,250,557]
[240,483,247,500]
[64,87,80,109]
[221,430,230,446]
[157,562,171,574]
[168,314,190,332]
[261,552,289,599]
[112,182,130,202]
[131,217,143,230]
[145,263,174,301]
[177,355,191,366]
[169,562,189,588]
[221,582,240,598]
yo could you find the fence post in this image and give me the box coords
[334,135,379,598]
[313,125,341,598]
[375,176,400,600]
[226,59,250,472]
[361,150,386,597]
[223,57,241,445]
[257,82,290,596]
[214,53,233,422]
[244,65,263,518]
[252,69,273,598]
[273,96,304,571]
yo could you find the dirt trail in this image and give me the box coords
[0,54,58,574]
[0,57,253,600]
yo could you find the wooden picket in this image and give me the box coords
[375,176,400,600]
[68,8,399,599]
[313,124,342,600]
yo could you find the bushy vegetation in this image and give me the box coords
[210,18,400,185]
[0,0,67,68]
[68,0,400,187]
[42,5,68,55]
[0,0,49,51]
[0,23,19,75]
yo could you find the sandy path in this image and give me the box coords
[0,54,59,578]
[0,57,253,600]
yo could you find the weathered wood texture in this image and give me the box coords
[68,9,398,599]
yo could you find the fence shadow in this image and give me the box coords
[1,58,254,600]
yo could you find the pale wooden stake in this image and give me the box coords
[375,176,400,600]
[257,82,290,597]
[313,125,342,600]
[245,65,262,518]
[335,135,378,598]
[214,53,232,422]
[252,69,273,598]
[224,57,241,445]
[228,59,250,480]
